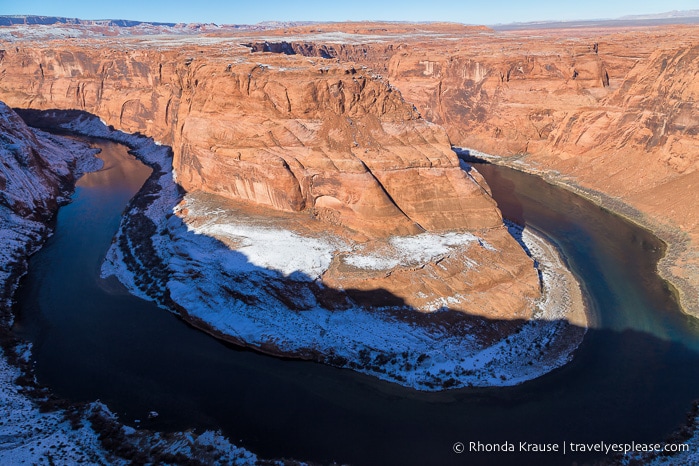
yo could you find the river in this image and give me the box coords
[12,139,699,465]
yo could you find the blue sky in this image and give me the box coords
[2,0,697,25]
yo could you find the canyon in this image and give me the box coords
[0,26,549,324]
[0,101,101,327]
[0,102,262,465]
[1,21,697,322]
[308,22,699,316]
[207,21,699,318]
[0,18,599,394]
[0,16,697,383]
[0,16,698,464]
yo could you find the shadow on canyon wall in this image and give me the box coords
[9,108,699,466]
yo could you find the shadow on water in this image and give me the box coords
[8,110,699,466]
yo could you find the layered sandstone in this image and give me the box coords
[229,22,699,316]
[0,39,501,238]
[5,20,696,318]
[0,32,543,322]
[176,61,502,236]
[378,26,699,315]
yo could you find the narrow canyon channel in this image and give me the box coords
[11,138,699,466]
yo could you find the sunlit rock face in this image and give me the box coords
[0,25,545,325]
[175,60,505,237]
[259,22,699,316]
[384,26,699,316]
[0,40,502,238]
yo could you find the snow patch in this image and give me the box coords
[190,222,337,279]
[345,232,481,270]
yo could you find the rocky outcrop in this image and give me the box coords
[3,25,600,327]
[226,22,699,316]
[362,26,699,315]
[0,23,599,393]
[0,41,502,238]
[9,21,695,318]
[176,62,502,236]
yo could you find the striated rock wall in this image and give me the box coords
[5,22,698,316]
[381,29,699,195]
[371,26,699,315]
[177,60,502,236]
[0,40,502,238]
[241,23,698,316]
[0,34,544,324]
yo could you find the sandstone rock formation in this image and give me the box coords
[5,19,696,319]
[227,22,699,316]
[0,39,501,238]
[0,31,546,324]
[175,61,502,237]
[378,26,699,315]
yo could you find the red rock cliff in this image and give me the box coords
[0,40,502,238]
[242,22,698,315]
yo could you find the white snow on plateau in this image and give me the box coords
[190,222,337,279]
[345,232,482,270]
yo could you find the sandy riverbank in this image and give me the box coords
[518,224,588,329]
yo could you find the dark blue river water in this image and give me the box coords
[12,141,699,465]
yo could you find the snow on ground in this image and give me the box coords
[629,410,699,465]
[0,211,45,325]
[0,110,113,463]
[0,346,113,465]
[192,222,338,280]
[162,198,586,388]
[0,343,258,465]
[60,108,587,390]
[0,108,589,456]
[344,232,483,270]
[0,110,263,464]
[629,442,699,465]
[186,207,490,277]
[0,102,102,328]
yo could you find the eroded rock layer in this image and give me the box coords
[0,32,544,323]
[7,20,696,319]
[227,22,699,316]
[0,41,502,238]
[328,24,699,315]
